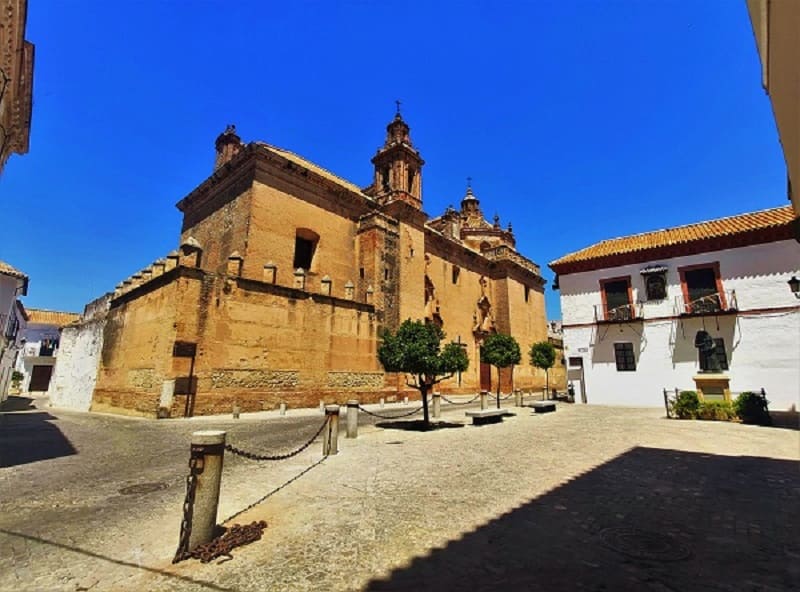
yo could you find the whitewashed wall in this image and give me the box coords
[15,323,61,392]
[47,318,105,411]
[0,275,21,402]
[560,239,800,411]
[47,295,110,411]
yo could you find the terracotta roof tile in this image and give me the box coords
[25,308,81,327]
[0,260,27,279]
[550,205,795,270]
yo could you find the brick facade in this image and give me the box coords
[92,113,550,416]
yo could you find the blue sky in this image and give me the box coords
[0,0,786,321]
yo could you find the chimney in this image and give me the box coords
[214,124,243,171]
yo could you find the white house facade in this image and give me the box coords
[0,261,28,402]
[14,308,80,394]
[550,206,800,412]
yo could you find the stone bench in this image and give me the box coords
[465,409,507,425]
[531,401,556,413]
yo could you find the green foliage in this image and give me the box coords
[481,333,521,369]
[378,319,469,428]
[11,370,23,385]
[696,400,736,421]
[529,341,556,371]
[734,391,772,426]
[378,319,469,387]
[672,390,701,419]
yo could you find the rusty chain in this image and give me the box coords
[183,521,268,563]
[357,404,424,419]
[441,393,482,405]
[172,445,203,563]
[222,456,327,525]
[224,416,329,461]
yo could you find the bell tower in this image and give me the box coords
[370,102,425,209]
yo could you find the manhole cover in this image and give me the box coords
[600,527,690,561]
[119,482,169,495]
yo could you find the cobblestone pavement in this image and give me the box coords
[1,397,798,591]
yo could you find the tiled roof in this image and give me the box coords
[25,308,81,327]
[550,205,795,271]
[256,143,371,198]
[0,260,27,279]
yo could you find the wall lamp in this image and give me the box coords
[788,276,800,299]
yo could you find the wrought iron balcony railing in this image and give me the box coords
[594,302,643,323]
[675,290,738,316]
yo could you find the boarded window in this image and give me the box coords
[614,343,636,371]
[452,266,460,284]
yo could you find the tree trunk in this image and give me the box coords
[496,366,501,409]
[545,368,550,400]
[420,380,430,429]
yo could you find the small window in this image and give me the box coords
[293,228,319,271]
[452,266,460,285]
[699,338,728,371]
[381,166,391,191]
[568,357,583,368]
[384,268,390,281]
[614,343,636,371]
[644,273,667,301]
[359,268,365,279]
[524,285,530,303]
[407,168,415,192]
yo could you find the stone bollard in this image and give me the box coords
[323,405,340,455]
[514,389,522,408]
[403,396,409,405]
[346,400,359,439]
[232,403,240,419]
[279,402,287,416]
[432,393,441,419]
[188,430,226,552]
[379,397,385,408]
[480,391,488,410]
[320,400,325,413]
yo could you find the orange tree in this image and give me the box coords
[480,333,521,408]
[378,319,469,428]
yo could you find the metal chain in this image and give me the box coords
[441,393,482,405]
[221,456,327,525]
[225,416,329,462]
[172,447,203,563]
[357,404,424,419]
[185,521,268,564]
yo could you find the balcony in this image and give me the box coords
[676,290,738,316]
[594,302,643,323]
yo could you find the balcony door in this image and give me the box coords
[601,278,632,321]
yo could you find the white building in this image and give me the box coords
[0,261,28,402]
[15,308,80,394]
[549,205,800,412]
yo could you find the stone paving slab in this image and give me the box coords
[2,403,799,591]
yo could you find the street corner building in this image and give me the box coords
[90,113,548,417]
[549,206,800,413]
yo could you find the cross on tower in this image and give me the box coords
[395,99,402,115]
[467,176,472,188]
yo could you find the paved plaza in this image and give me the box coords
[1,396,798,591]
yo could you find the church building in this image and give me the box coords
[91,111,548,417]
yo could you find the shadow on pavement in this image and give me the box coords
[365,447,800,591]
[0,528,236,591]
[0,411,77,467]
[375,420,465,431]
[0,395,37,412]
